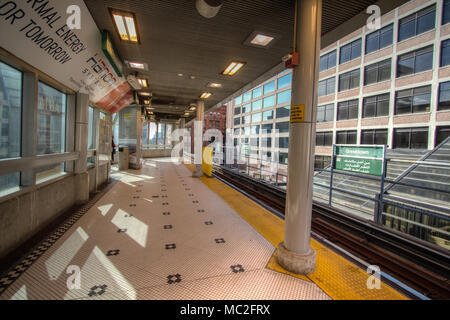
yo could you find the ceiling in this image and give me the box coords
[84,0,380,119]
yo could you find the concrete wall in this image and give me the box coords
[88,167,96,193]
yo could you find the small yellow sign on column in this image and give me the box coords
[290,104,306,123]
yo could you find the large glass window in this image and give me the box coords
[276,106,291,119]
[253,87,262,99]
[398,5,436,42]
[276,122,290,133]
[278,137,289,149]
[336,131,357,145]
[397,46,433,77]
[315,156,331,170]
[444,0,450,25]
[252,113,261,123]
[320,50,337,72]
[262,110,274,121]
[279,153,288,165]
[316,132,333,146]
[361,129,388,145]
[438,81,450,111]
[364,59,391,85]
[234,106,241,116]
[318,77,336,97]
[394,127,429,149]
[363,93,390,118]
[339,39,362,64]
[436,126,450,146]
[395,85,431,115]
[252,100,262,111]
[242,103,251,113]
[235,95,242,105]
[264,81,276,95]
[337,99,359,121]
[339,69,360,91]
[441,39,450,67]
[0,61,22,193]
[242,115,251,125]
[365,24,393,54]
[243,91,252,103]
[277,90,291,105]
[278,73,292,89]
[262,123,273,134]
[234,117,240,126]
[263,95,275,109]
[317,104,334,123]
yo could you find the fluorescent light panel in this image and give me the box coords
[250,34,274,46]
[111,10,139,43]
[208,82,222,88]
[138,78,148,88]
[200,92,212,99]
[222,62,245,76]
[129,62,145,69]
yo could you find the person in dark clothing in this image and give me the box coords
[112,136,116,163]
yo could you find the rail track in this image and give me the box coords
[213,166,450,299]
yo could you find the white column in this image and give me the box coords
[193,100,204,177]
[276,0,321,275]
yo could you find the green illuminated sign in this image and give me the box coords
[334,146,384,177]
[102,31,123,78]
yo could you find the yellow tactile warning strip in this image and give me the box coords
[184,164,408,300]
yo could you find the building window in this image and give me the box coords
[339,39,362,64]
[263,95,275,109]
[438,81,450,111]
[253,87,262,99]
[436,126,450,146]
[336,130,357,145]
[234,95,242,105]
[441,39,450,67]
[243,91,252,103]
[363,93,390,118]
[364,59,391,85]
[243,126,250,136]
[276,106,291,119]
[252,113,261,123]
[319,50,337,72]
[395,85,431,115]
[251,125,260,135]
[262,123,273,134]
[278,73,292,89]
[242,103,251,113]
[339,69,360,91]
[234,128,241,136]
[365,24,393,54]
[444,0,450,25]
[337,99,359,121]
[394,127,429,149]
[316,132,333,146]
[317,104,334,123]
[398,5,436,42]
[234,118,241,126]
[318,77,336,97]
[234,107,241,116]
[261,137,272,148]
[262,110,274,121]
[361,129,388,145]
[277,90,291,105]
[278,137,289,149]
[397,45,433,77]
[252,100,262,111]
[264,81,276,95]
[276,122,290,133]
[315,156,331,170]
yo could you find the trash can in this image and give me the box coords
[118,146,129,171]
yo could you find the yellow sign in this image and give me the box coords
[124,113,132,119]
[290,104,305,123]
[202,147,214,177]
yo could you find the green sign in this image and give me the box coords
[334,146,384,176]
[102,31,123,78]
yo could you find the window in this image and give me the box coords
[394,127,429,149]
[253,87,262,99]
[251,125,260,135]
[278,73,292,89]
[234,128,241,136]
[339,39,362,64]
[262,110,274,121]
[317,104,334,123]
[242,115,250,125]
[436,126,450,146]
[361,129,388,145]
[234,107,241,115]
[318,77,336,97]
[363,93,390,118]
[242,103,251,113]
[316,132,333,146]
[252,100,262,111]
[278,137,289,149]
[276,122,290,133]
[261,137,272,148]
[243,126,250,135]
[397,46,433,77]
[277,90,291,105]
[235,95,242,105]
[365,24,393,54]
[0,61,22,193]
[398,5,436,42]
[276,106,291,119]
[88,106,95,150]
[264,81,276,95]
[441,39,450,67]
[262,123,273,134]
[336,131,357,145]
[395,85,431,115]
[279,153,288,165]
[337,99,359,121]
[252,113,261,123]
[315,156,331,170]
[444,0,450,25]
[243,91,252,102]
[364,59,391,85]
[234,118,240,126]
[320,50,337,71]
[438,81,450,111]
[339,69,360,91]
[263,95,275,109]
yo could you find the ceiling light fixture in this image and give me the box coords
[128,61,146,70]
[207,82,223,88]
[200,92,212,99]
[139,92,151,96]
[177,73,184,77]
[250,34,274,46]
[138,78,148,88]
[111,9,139,43]
[222,61,245,76]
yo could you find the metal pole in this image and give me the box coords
[276,0,321,275]
[329,145,335,206]
[376,145,388,224]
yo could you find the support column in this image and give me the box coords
[193,100,204,177]
[276,0,321,275]
[180,118,186,160]
[74,92,90,205]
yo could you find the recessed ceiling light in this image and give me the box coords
[177,73,184,77]
[111,10,139,43]
[222,62,245,76]
[139,92,151,96]
[138,78,148,88]
[128,61,146,70]
[189,106,197,111]
[190,76,196,80]
[250,34,275,46]
[200,92,212,99]
[207,82,223,88]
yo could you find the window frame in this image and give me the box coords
[365,23,394,54]
[398,4,436,42]
[339,38,362,64]
[364,58,391,85]
[396,45,434,78]
[337,99,359,121]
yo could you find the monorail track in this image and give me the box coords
[213,166,450,300]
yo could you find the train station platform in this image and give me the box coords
[0,159,407,300]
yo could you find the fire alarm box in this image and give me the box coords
[285,52,299,69]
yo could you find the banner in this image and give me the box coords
[0,0,133,113]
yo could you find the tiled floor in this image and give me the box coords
[0,158,330,300]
